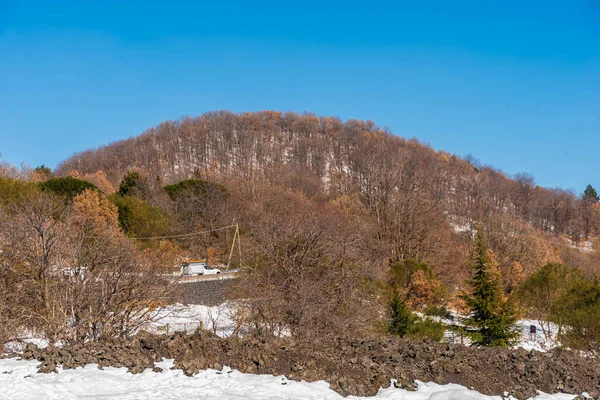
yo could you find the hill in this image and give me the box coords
[2,110,600,387]
[56,111,599,285]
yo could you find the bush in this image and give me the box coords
[164,178,227,200]
[387,292,446,342]
[390,260,434,288]
[0,189,171,344]
[389,260,446,309]
[234,188,374,340]
[423,305,452,319]
[514,262,600,351]
[118,171,149,198]
[39,176,98,199]
[387,292,415,337]
[0,177,39,205]
[407,318,446,342]
[558,278,600,351]
[109,194,170,238]
[33,165,53,180]
[514,263,586,336]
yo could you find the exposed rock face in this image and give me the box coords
[10,333,600,399]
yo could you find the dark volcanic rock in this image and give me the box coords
[17,334,600,399]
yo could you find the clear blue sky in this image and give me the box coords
[1,1,598,192]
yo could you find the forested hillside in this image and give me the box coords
[2,109,600,356]
[57,111,600,285]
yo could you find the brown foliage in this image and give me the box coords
[404,269,444,309]
[71,189,119,229]
[142,240,188,274]
[22,110,598,341]
[55,111,599,279]
[234,188,378,340]
[81,170,116,194]
[0,190,171,345]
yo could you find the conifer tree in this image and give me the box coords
[118,171,149,198]
[461,226,519,347]
[387,292,415,337]
[583,184,599,203]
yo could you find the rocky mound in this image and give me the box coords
[9,332,600,399]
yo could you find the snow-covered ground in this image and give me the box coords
[149,301,238,337]
[516,319,560,352]
[1,303,564,357]
[568,239,595,253]
[152,303,562,351]
[0,304,586,399]
[420,311,561,352]
[0,358,586,400]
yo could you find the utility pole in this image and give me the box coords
[227,223,240,270]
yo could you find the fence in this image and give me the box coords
[154,321,204,334]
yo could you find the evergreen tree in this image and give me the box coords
[461,226,519,347]
[163,178,227,200]
[118,171,149,198]
[387,292,415,337]
[34,165,53,179]
[583,184,599,203]
[39,176,98,199]
[109,193,170,238]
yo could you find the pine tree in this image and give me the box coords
[583,184,599,203]
[34,165,53,179]
[118,171,149,198]
[461,226,519,347]
[387,292,415,337]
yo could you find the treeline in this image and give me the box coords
[516,262,600,351]
[0,170,378,343]
[3,111,600,350]
[56,111,600,283]
[1,157,600,350]
[0,175,170,345]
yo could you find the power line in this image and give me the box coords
[120,224,238,240]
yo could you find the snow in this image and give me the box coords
[151,303,563,353]
[516,319,560,352]
[422,311,562,352]
[149,302,237,337]
[568,239,594,253]
[2,330,51,354]
[0,304,586,399]
[0,358,585,400]
[449,221,475,235]
[1,303,565,358]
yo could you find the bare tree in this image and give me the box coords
[235,188,376,341]
[0,189,171,344]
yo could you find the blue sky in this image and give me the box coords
[0,1,598,192]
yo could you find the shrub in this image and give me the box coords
[387,292,415,337]
[0,177,39,205]
[423,305,452,319]
[39,176,98,199]
[558,277,600,351]
[118,171,149,198]
[164,178,227,200]
[389,260,446,309]
[514,263,586,337]
[109,194,170,238]
[407,318,446,342]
